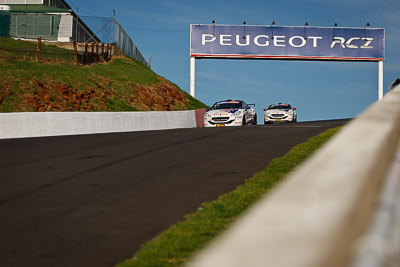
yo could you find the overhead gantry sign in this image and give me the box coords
[189,24,385,98]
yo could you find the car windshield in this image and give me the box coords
[212,102,241,110]
[268,105,291,110]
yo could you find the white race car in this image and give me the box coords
[204,100,257,127]
[264,103,297,124]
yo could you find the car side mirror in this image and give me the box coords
[293,107,296,110]
[206,108,210,111]
[245,105,250,110]
[263,108,267,111]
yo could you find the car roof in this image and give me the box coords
[214,100,243,104]
[269,103,290,106]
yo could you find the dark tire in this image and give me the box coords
[242,116,246,126]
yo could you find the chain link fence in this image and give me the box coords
[0,11,150,68]
[80,15,150,67]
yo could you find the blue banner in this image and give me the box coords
[190,24,384,61]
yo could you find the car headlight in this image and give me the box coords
[235,110,242,116]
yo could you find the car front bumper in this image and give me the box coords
[204,116,243,127]
[264,114,294,123]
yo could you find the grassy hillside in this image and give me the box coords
[0,38,206,112]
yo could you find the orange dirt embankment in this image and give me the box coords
[1,76,190,112]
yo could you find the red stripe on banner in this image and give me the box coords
[190,54,384,61]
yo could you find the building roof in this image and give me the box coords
[58,0,72,9]
[7,4,71,13]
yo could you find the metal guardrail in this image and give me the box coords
[188,86,400,267]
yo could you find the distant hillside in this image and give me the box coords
[0,38,206,112]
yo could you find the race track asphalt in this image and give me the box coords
[0,120,349,267]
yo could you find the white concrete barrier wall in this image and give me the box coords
[188,86,400,267]
[0,111,197,139]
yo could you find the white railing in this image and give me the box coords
[0,111,197,139]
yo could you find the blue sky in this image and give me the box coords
[67,0,399,122]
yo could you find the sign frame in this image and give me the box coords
[189,24,385,99]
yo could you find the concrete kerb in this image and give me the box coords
[0,110,198,139]
[187,86,400,267]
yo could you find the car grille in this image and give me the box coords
[271,114,285,118]
[212,117,230,122]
